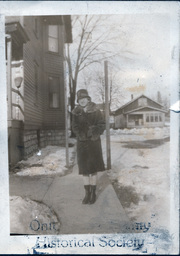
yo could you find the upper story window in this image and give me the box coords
[138,97,147,107]
[48,25,59,53]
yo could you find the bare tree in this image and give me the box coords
[92,68,125,111]
[163,96,170,110]
[65,15,126,135]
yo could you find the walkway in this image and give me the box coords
[10,164,130,234]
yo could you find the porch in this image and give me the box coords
[127,111,165,128]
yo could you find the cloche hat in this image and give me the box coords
[77,89,91,102]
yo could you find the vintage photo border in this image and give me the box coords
[0,1,179,254]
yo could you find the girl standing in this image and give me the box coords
[72,89,105,204]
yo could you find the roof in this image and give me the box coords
[115,94,164,113]
[124,106,167,114]
[5,22,29,45]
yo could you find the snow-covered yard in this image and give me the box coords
[10,196,60,235]
[10,139,77,234]
[10,127,170,234]
[103,126,170,232]
[12,139,76,176]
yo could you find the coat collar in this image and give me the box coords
[72,102,98,115]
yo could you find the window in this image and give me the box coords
[48,76,60,108]
[48,25,59,53]
[155,114,158,122]
[138,98,147,107]
[146,115,149,122]
[146,113,163,123]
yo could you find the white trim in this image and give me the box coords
[124,106,167,115]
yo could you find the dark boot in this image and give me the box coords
[82,185,90,204]
[89,185,96,204]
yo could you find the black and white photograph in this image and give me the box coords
[0,1,179,255]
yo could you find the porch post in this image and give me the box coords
[143,113,146,125]
[126,114,128,128]
[6,35,12,120]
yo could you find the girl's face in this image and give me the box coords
[79,97,89,107]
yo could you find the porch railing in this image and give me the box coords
[6,36,24,123]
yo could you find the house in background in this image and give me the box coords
[114,94,167,129]
[6,15,72,167]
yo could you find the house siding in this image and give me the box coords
[43,23,65,130]
[6,15,71,165]
[23,16,44,129]
[115,114,126,129]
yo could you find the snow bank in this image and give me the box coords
[109,127,170,137]
[111,141,170,230]
[102,129,170,232]
[14,142,76,176]
[10,196,60,234]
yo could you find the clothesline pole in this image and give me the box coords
[104,60,111,170]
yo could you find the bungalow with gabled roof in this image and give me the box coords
[114,94,167,129]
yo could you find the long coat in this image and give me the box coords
[72,101,105,175]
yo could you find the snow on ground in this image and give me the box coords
[10,139,76,234]
[109,126,169,138]
[11,127,170,233]
[13,139,76,176]
[10,196,60,234]
[102,127,170,232]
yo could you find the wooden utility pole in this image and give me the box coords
[64,45,69,168]
[64,82,69,168]
[104,61,111,169]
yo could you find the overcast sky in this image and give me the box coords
[77,13,171,107]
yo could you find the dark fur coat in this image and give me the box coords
[72,102,105,175]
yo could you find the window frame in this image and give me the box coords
[48,74,61,110]
[145,112,163,123]
[155,114,159,122]
[159,113,162,122]
[47,25,59,54]
[146,114,150,122]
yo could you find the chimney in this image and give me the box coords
[131,94,133,100]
